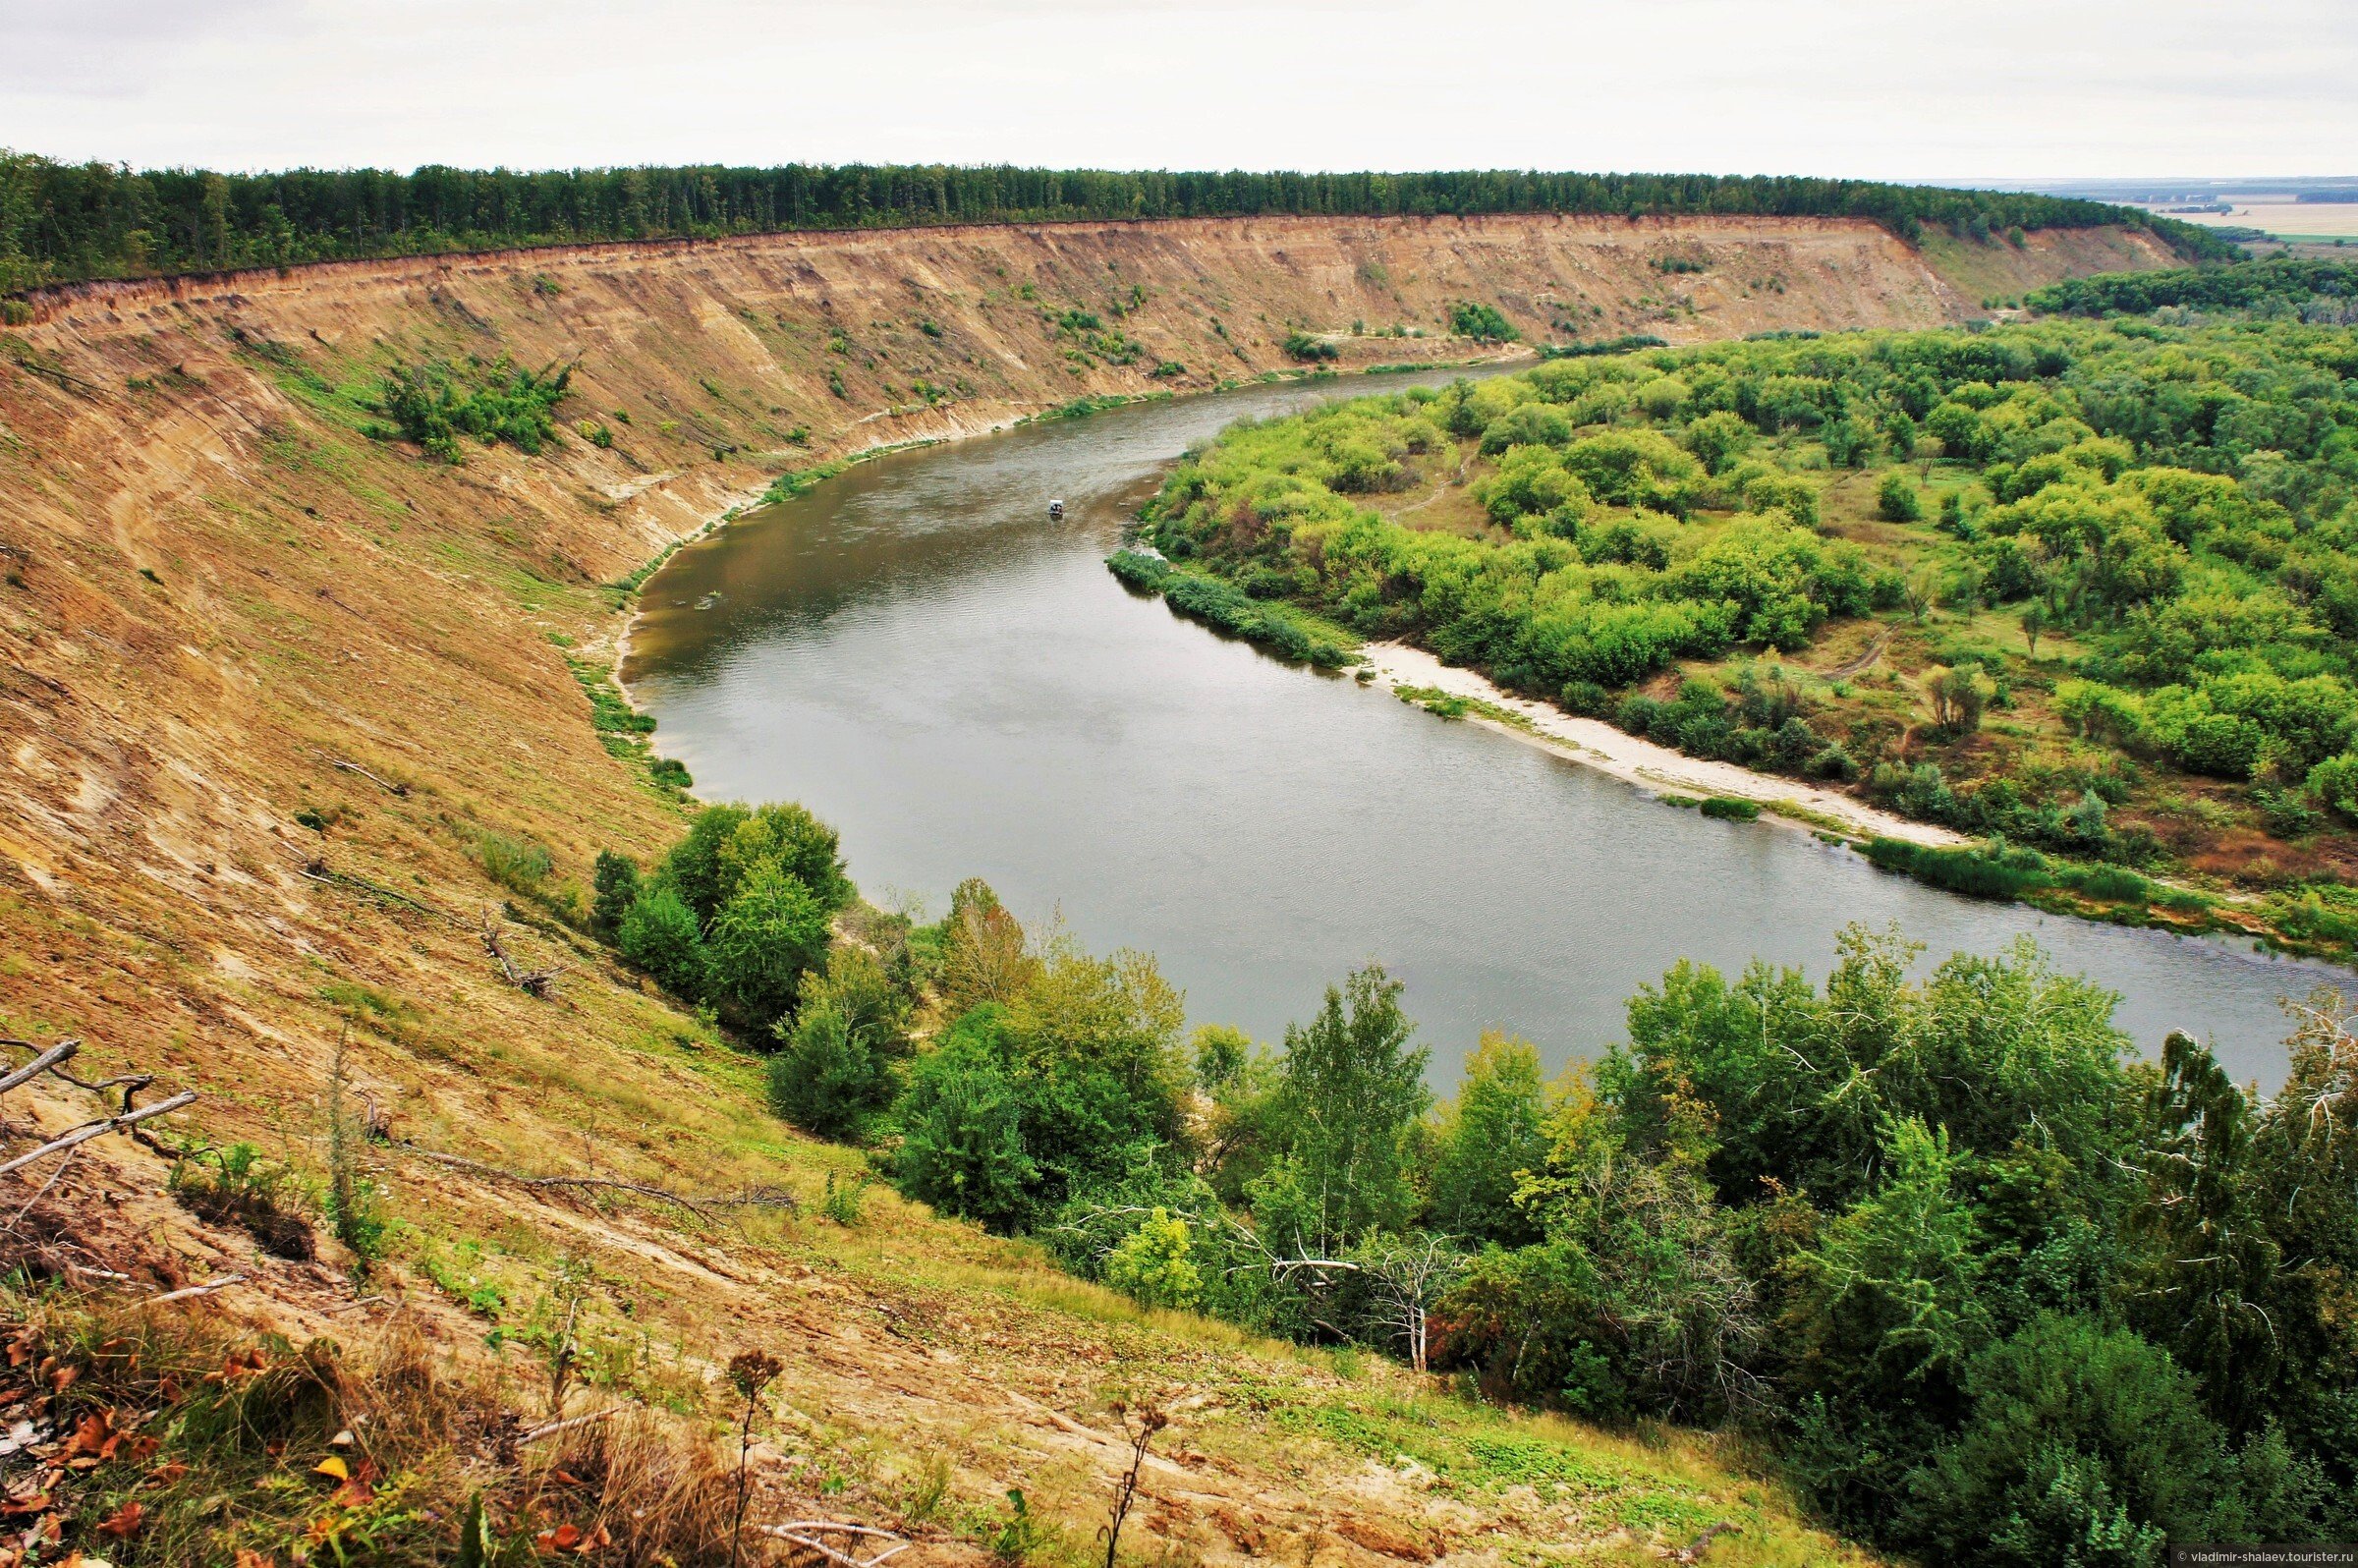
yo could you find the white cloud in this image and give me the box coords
[2,0,2351,179]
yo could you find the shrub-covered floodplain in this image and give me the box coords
[1130,294,2358,948]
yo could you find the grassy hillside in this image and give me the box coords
[1125,296,2358,957]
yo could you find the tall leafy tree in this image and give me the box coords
[1429,1032,1552,1246]
[1249,965,1431,1255]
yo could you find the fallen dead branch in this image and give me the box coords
[395,1142,717,1220]
[143,1273,248,1307]
[1672,1522,1740,1564]
[481,907,564,997]
[298,857,452,922]
[757,1522,910,1568]
[0,1092,199,1177]
[519,1404,629,1444]
[326,756,412,796]
[3,1037,182,1160]
[0,1039,81,1095]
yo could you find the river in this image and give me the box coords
[623,372,2339,1088]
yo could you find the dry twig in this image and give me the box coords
[144,1273,248,1307]
[395,1142,717,1220]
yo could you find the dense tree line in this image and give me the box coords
[2029,256,2358,317]
[591,801,2356,1566]
[1132,308,2358,932]
[0,148,2232,294]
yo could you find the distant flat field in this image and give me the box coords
[2152,201,2358,240]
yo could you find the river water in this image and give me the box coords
[623,373,2339,1088]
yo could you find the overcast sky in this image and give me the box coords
[5,0,2353,182]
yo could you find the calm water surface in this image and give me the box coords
[626,374,2337,1088]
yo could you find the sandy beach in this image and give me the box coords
[1357,642,1969,849]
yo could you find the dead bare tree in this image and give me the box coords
[1354,1233,1469,1374]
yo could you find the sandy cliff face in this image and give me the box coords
[0,212,2154,1561]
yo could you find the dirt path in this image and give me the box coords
[1360,643,1966,848]
[1819,626,1893,682]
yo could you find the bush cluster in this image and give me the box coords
[372,358,572,463]
[1137,307,2358,877]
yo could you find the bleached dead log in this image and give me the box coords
[0,1092,199,1177]
[144,1273,248,1307]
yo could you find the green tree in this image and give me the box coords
[2134,1033,2282,1433]
[704,860,833,1027]
[1788,1119,1986,1412]
[715,802,852,913]
[893,1011,1039,1232]
[660,804,753,923]
[1249,966,1432,1254]
[1429,1032,1551,1246]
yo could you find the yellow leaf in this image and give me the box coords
[311,1456,350,1482]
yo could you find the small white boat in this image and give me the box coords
[1047,498,1065,520]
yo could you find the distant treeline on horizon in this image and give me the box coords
[0,149,2236,294]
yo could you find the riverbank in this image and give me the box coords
[1358,641,1966,847]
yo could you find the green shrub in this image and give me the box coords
[1877,471,1926,523]
[590,851,641,935]
[1282,332,1338,363]
[374,359,571,463]
[1861,837,2048,900]
[171,1143,316,1260]
[1101,1207,1203,1310]
[768,949,908,1141]
[1699,796,1761,821]
[818,1171,870,1224]
[892,1014,1039,1232]
[617,884,708,999]
[1448,302,1520,342]
[472,828,553,894]
[1105,549,1170,591]
[1901,1316,2239,1567]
